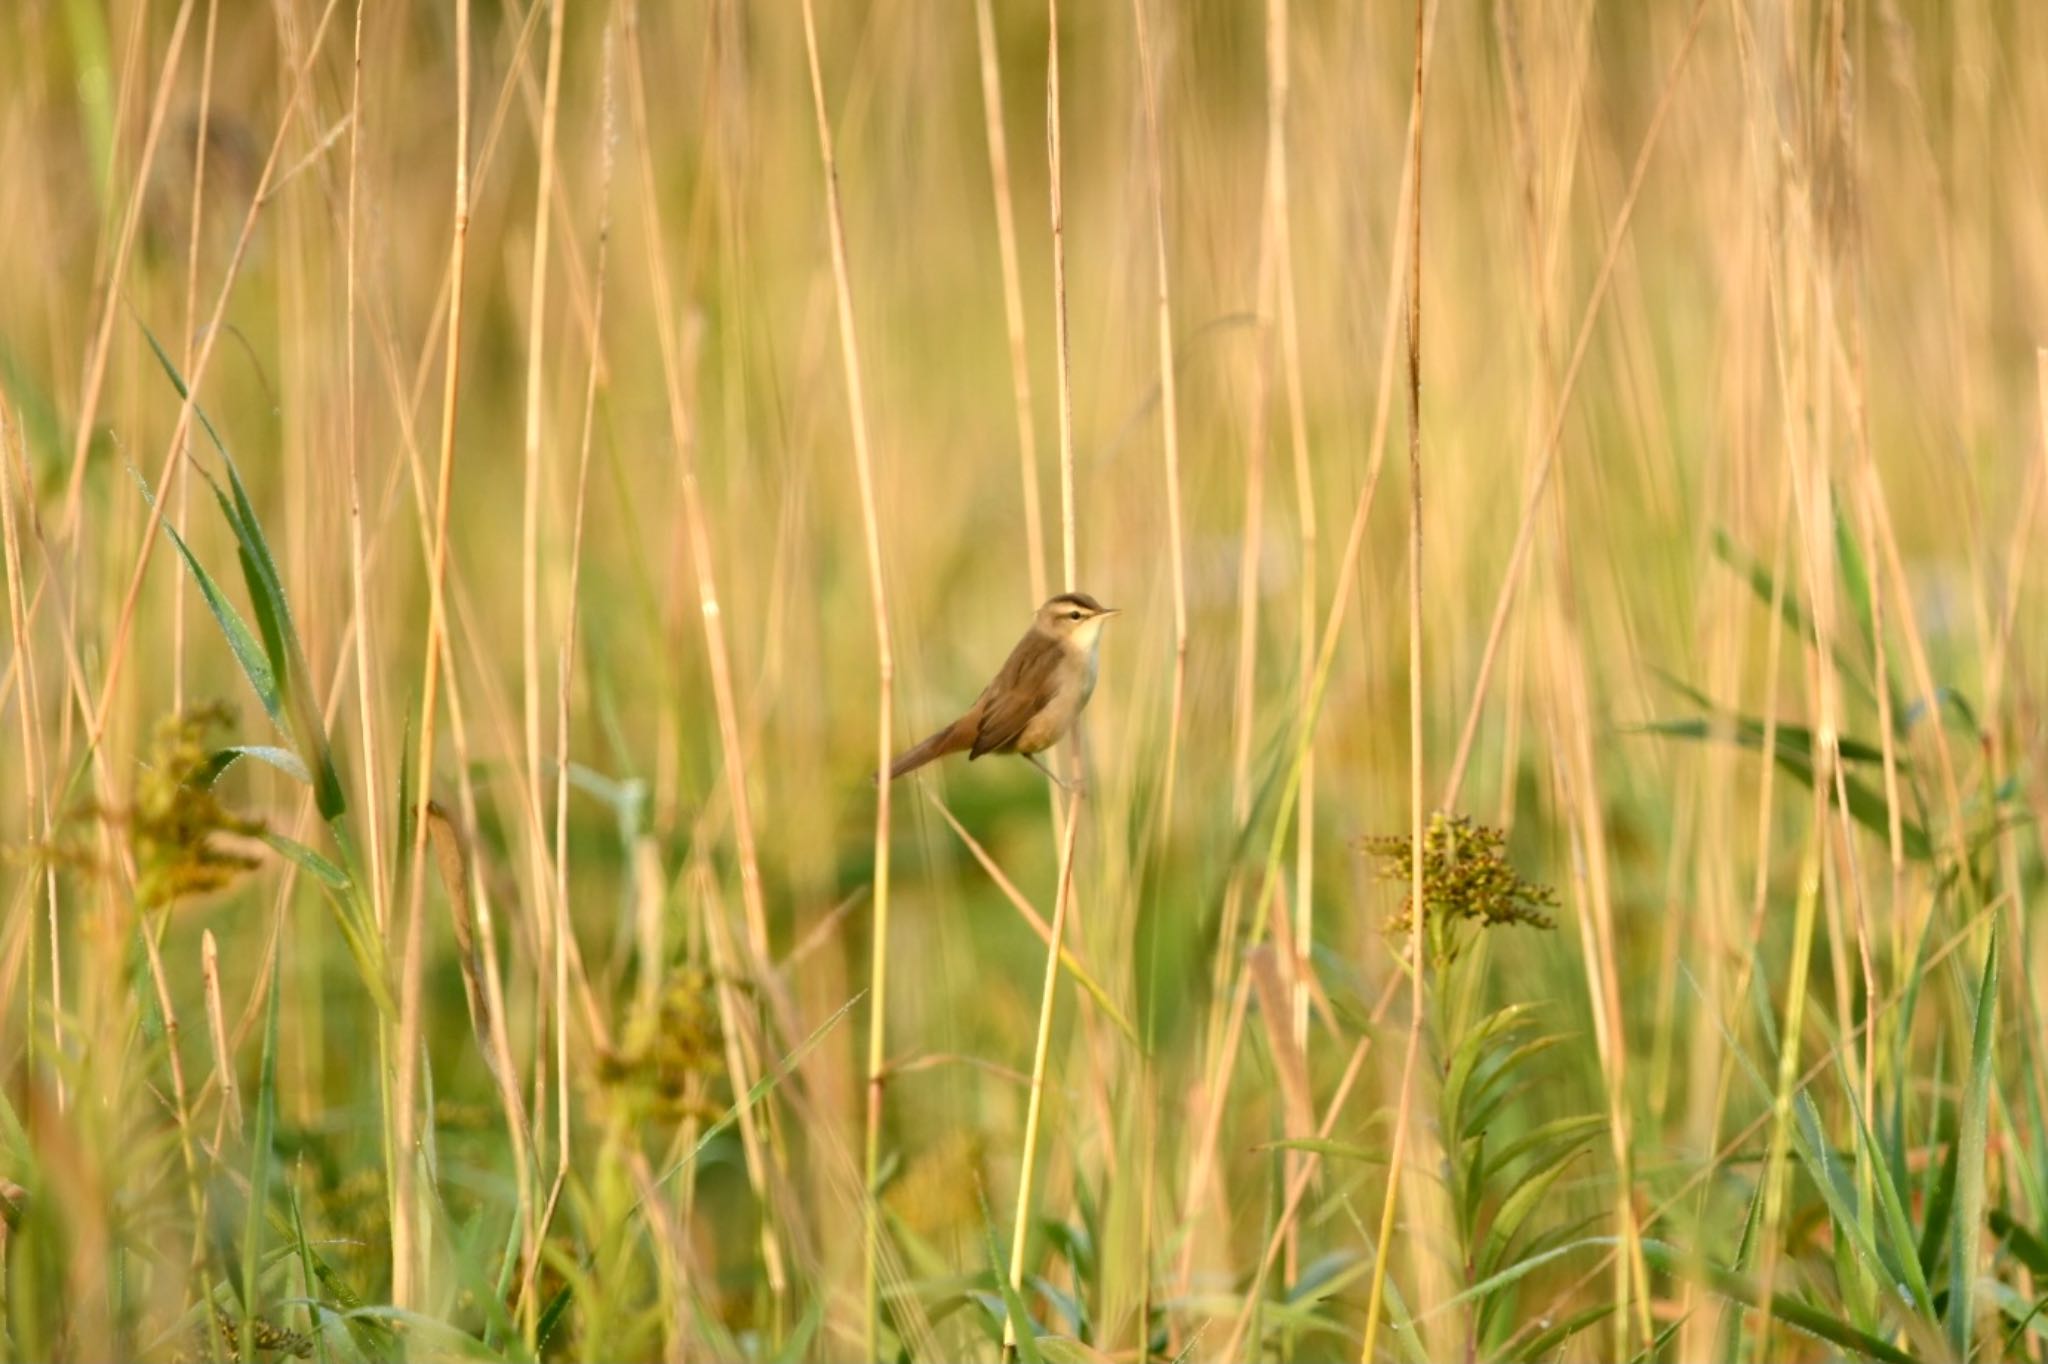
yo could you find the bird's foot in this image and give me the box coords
[1024,752,1084,795]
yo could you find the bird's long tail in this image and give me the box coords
[883,717,975,781]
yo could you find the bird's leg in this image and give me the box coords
[1023,751,1080,794]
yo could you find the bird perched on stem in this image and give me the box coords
[883,592,1120,787]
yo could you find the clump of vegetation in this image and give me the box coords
[598,968,728,1122]
[128,704,265,910]
[885,1128,987,1243]
[19,704,265,910]
[1364,812,1556,963]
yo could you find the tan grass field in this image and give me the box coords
[3,1,2048,1360]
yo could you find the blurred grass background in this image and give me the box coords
[3,0,2048,1359]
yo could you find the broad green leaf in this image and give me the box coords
[1477,1146,1590,1280]
[1441,1004,1536,1140]
[1479,1113,1607,1186]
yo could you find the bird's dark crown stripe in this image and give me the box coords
[1046,591,1104,613]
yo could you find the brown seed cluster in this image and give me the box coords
[20,705,268,910]
[1363,812,1558,955]
[131,705,265,909]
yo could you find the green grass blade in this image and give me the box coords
[1712,528,1877,706]
[980,1190,1045,1364]
[1948,920,2000,1358]
[242,935,282,1353]
[195,744,313,788]
[138,318,347,820]
[260,833,352,890]
[1637,1239,1922,1364]
[134,471,283,725]
[641,990,863,1199]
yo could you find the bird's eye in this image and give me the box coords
[1069,610,1083,620]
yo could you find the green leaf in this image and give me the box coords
[1441,1004,1537,1141]
[1477,1145,1590,1280]
[1036,1337,1114,1364]
[340,1308,510,1361]
[261,832,351,890]
[1832,501,1890,700]
[980,1197,1044,1364]
[138,319,347,820]
[194,745,313,788]
[1712,528,1877,706]
[769,1295,822,1364]
[285,1176,330,1364]
[135,470,283,726]
[534,1283,572,1353]
[1949,921,1999,1358]
[1479,1113,1607,1186]
[642,990,863,1198]
[1514,1302,1615,1361]
[1459,1034,1568,1142]
[1285,1250,1368,1305]
[1991,1209,2048,1279]
[1637,714,1930,860]
[1254,1137,1383,1163]
[1419,1234,1612,1322]
[1840,1083,1936,1314]
[1637,1239,1922,1364]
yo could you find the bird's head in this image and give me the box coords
[1035,592,1121,649]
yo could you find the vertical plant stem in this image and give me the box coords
[343,0,387,939]
[0,395,57,1111]
[1005,794,1084,1362]
[1269,0,1316,1070]
[530,20,615,1339]
[797,2,894,1351]
[621,3,775,1324]
[58,0,197,535]
[1361,2,1425,1358]
[173,0,222,716]
[973,0,1047,608]
[1752,825,1824,1363]
[1130,0,1188,837]
[392,0,473,1309]
[1438,0,1710,813]
[1047,0,1076,593]
[513,0,567,1305]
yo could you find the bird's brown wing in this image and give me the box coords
[969,630,1063,758]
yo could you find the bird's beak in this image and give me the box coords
[1098,607,1122,618]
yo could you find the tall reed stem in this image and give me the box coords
[1004,794,1084,1362]
[797,3,896,1353]
[1361,0,1425,1356]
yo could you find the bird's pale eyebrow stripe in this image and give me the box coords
[1046,591,1103,613]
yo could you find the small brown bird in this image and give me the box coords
[884,592,1120,785]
